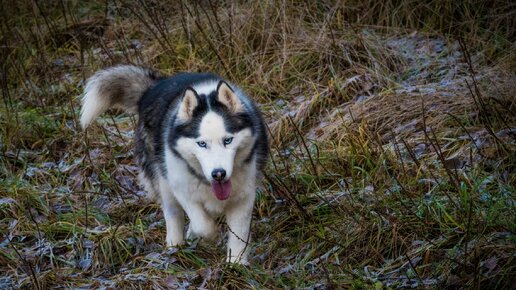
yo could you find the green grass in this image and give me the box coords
[1,0,515,289]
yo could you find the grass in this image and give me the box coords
[1,0,515,289]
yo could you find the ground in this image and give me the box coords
[0,1,515,289]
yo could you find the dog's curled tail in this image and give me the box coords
[80,65,161,129]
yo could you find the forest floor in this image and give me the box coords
[1,1,515,289]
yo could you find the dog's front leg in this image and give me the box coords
[157,178,185,247]
[160,189,185,247]
[225,194,255,264]
[182,202,217,240]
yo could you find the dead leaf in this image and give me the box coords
[483,256,498,272]
[443,157,465,170]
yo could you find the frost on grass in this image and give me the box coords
[1,1,515,289]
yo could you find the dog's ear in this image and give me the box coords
[178,88,199,121]
[217,81,243,113]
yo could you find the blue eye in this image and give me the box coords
[223,137,233,146]
[197,141,207,148]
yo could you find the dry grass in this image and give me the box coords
[1,0,515,289]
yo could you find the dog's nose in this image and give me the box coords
[211,168,226,181]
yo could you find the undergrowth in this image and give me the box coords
[1,0,515,289]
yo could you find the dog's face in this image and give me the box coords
[175,111,252,182]
[170,81,255,199]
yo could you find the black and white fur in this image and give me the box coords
[80,65,268,264]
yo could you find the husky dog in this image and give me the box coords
[80,65,268,264]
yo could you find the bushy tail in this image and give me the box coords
[80,65,161,128]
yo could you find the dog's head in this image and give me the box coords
[170,81,255,200]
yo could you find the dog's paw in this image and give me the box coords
[166,235,184,248]
[226,255,249,265]
[185,224,194,240]
[187,221,217,241]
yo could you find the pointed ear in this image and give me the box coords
[177,88,199,121]
[217,81,243,113]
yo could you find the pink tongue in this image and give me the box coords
[211,180,232,200]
